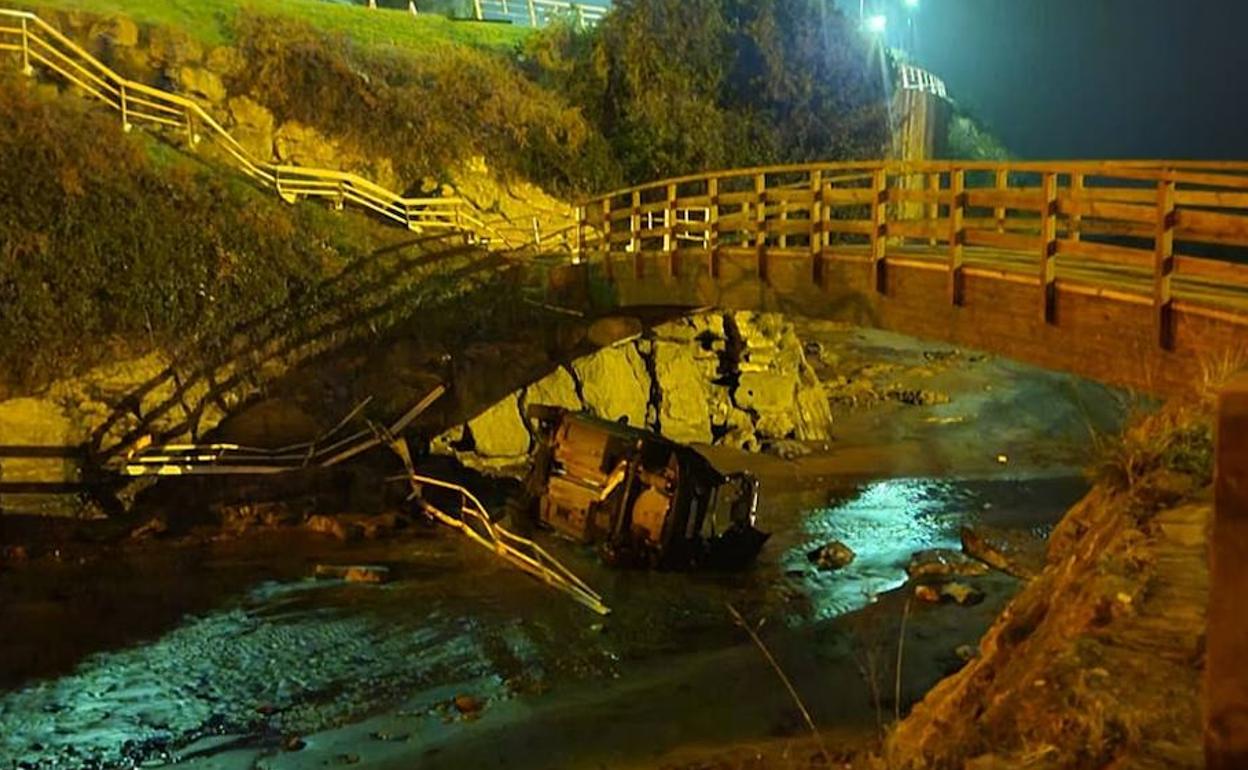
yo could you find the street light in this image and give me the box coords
[866,13,887,34]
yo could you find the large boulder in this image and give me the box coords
[793,366,835,441]
[906,548,991,580]
[653,341,713,444]
[466,393,530,458]
[177,66,227,104]
[523,366,582,413]
[274,122,400,192]
[228,96,275,160]
[147,27,203,67]
[735,370,799,414]
[587,316,642,348]
[89,16,139,48]
[573,343,651,428]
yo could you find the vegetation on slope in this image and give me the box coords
[882,396,1216,769]
[227,11,611,193]
[0,74,398,392]
[14,0,527,50]
[524,0,890,184]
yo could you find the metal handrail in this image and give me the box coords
[0,8,529,248]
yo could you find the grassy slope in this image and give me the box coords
[13,0,530,50]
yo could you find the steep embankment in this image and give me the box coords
[884,400,1215,770]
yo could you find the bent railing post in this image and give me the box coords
[1208,372,1248,770]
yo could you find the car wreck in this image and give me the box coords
[510,405,769,569]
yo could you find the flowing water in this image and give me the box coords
[0,471,1087,769]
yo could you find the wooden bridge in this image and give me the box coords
[570,160,1248,395]
[566,159,1248,768]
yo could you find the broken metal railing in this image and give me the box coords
[387,437,609,615]
[111,385,609,614]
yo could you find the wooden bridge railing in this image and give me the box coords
[576,159,1248,348]
[473,0,607,28]
[0,8,528,247]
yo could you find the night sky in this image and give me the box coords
[858,0,1248,160]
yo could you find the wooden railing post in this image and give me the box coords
[810,169,824,286]
[994,167,1008,233]
[1039,171,1058,324]
[574,205,586,263]
[630,190,642,278]
[869,167,887,294]
[707,177,720,279]
[755,173,768,282]
[601,197,613,279]
[948,168,965,306]
[663,183,676,255]
[20,17,33,76]
[527,0,538,26]
[1070,172,1085,241]
[927,171,940,246]
[1208,372,1248,770]
[1154,176,1177,350]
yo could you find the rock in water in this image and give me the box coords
[305,515,354,542]
[452,694,483,714]
[906,548,991,580]
[313,564,390,584]
[941,582,986,606]
[808,541,856,570]
[960,525,1043,579]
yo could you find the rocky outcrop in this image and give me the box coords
[808,541,856,571]
[434,311,836,474]
[227,96,275,160]
[465,393,531,458]
[572,343,651,428]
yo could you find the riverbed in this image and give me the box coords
[0,326,1124,769]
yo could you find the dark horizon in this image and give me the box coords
[855,0,1248,160]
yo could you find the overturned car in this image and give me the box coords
[509,406,769,569]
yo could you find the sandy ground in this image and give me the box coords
[0,325,1125,769]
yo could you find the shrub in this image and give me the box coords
[228,11,614,195]
[523,0,889,185]
[0,74,383,390]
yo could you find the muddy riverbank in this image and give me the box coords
[0,325,1125,769]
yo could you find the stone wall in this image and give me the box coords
[432,311,834,473]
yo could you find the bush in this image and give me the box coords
[0,74,384,390]
[523,0,889,185]
[229,11,614,195]
[1090,400,1214,497]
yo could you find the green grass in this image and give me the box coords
[14,0,531,50]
